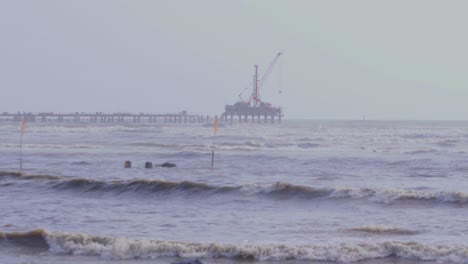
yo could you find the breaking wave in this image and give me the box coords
[240,182,332,198]
[1,229,468,262]
[128,142,177,147]
[348,225,420,235]
[2,171,468,204]
[401,133,436,139]
[435,139,458,147]
[217,141,296,150]
[0,229,49,250]
[163,151,207,158]
[329,187,468,204]
[52,178,237,197]
[218,141,264,149]
[127,142,207,149]
[404,149,438,155]
[0,143,98,149]
[0,171,61,181]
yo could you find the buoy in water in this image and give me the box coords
[124,160,131,168]
[145,162,153,169]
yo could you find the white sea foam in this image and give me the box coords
[41,230,468,262]
[330,187,468,204]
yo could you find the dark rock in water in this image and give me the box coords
[124,160,131,168]
[171,259,203,264]
[144,162,153,169]
[160,162,176,168]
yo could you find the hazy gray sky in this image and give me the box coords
[1,0,467,120]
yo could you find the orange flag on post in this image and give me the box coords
[214,116,218,134]
[211,116,219,167]
[21,119,26,136]
[20,119,26,170]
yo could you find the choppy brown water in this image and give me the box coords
[1,120,468,263]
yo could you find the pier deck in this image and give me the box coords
[221,103,282,124]
[0,112,212,124]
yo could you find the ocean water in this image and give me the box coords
[1,120,468,264]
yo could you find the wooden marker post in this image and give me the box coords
[211,116,218,167]
[19,119,25,170]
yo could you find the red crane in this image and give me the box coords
[249,52,283,107]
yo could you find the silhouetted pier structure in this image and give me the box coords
[0,112,212,124]
[221,102,282,124]
[220,52,284,124]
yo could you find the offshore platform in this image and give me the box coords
[221,52,283,124]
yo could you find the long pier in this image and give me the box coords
[0,112,212,124]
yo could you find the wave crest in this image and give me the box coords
[0,171,61,181]
[0,229,49,249]
[3,230,468,262]
[52,178,238,197]
[3,171,468,205]
[349,225,420,235]
[330,187,468,204]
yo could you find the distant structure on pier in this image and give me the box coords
[221,52,283,124]
[0,111,212,124]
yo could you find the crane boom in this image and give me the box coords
[250,52,283,106]
[258,52,283,91]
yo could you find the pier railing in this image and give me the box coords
[0,112,213,124]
